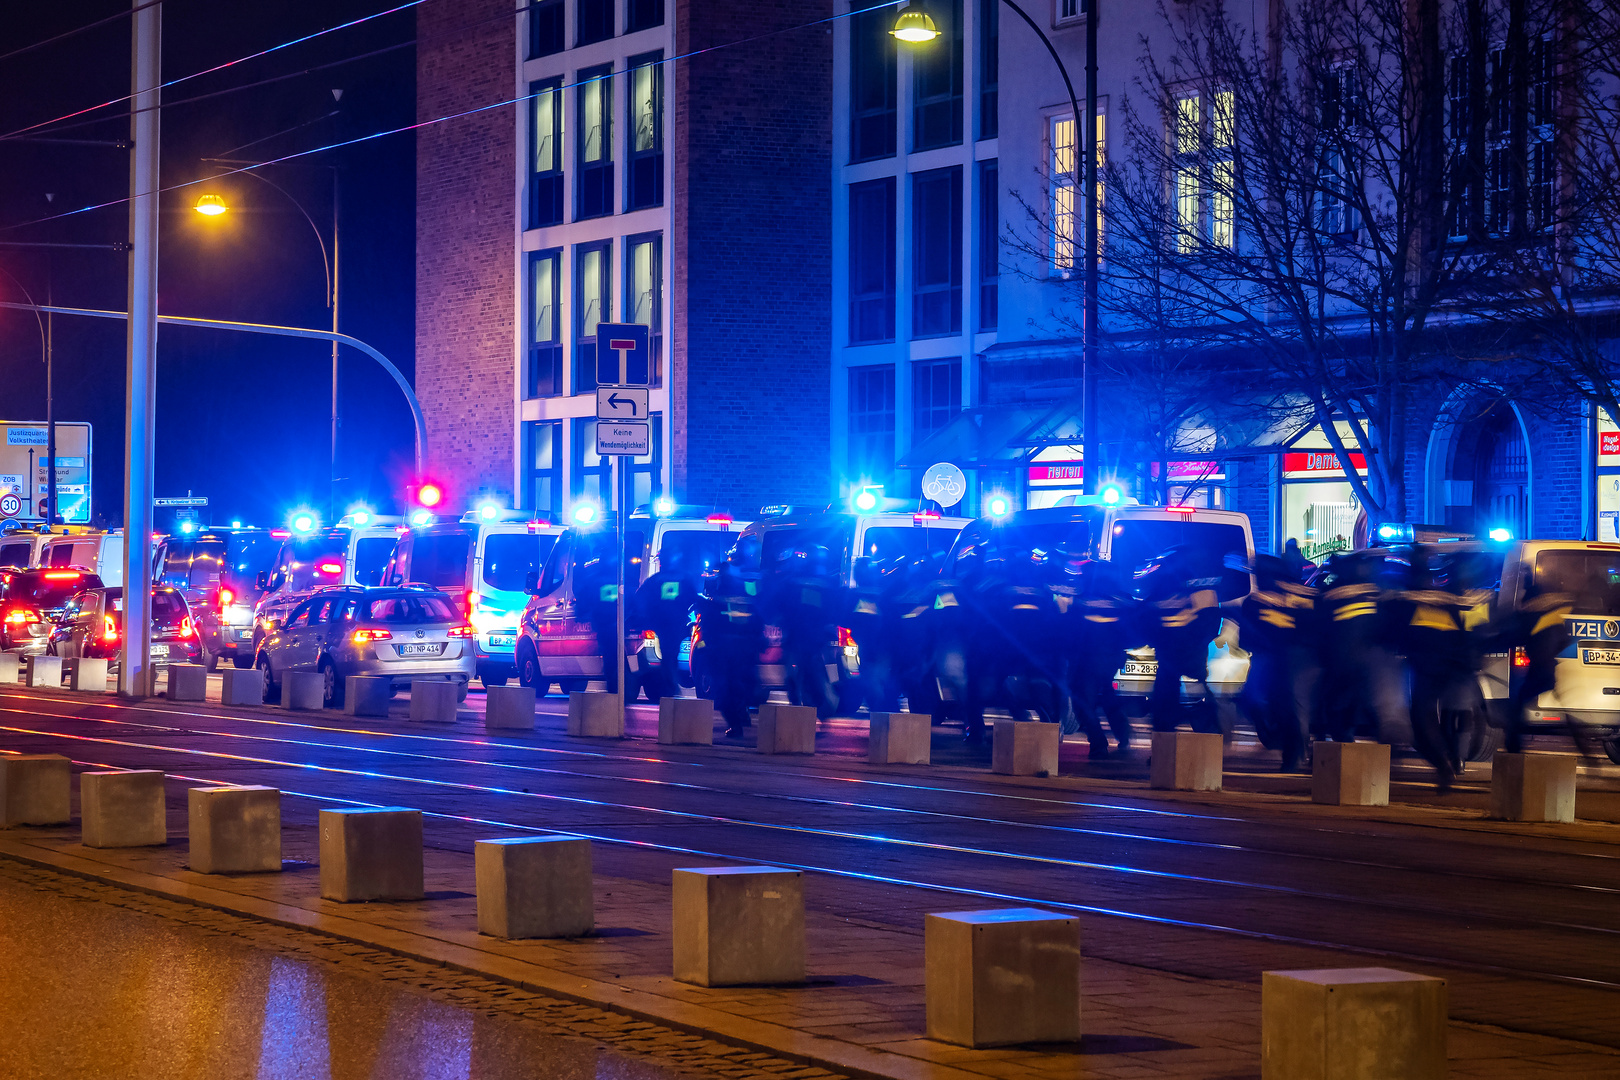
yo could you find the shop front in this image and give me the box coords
[1275,423,1368,560]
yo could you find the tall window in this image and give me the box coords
[571,418,612,503]
[848,365,896,482]
[577,65,613,220]
[850,2,897,161]
[1316,69,1359,238]
[912,359,962,443]
[1211,89,1234,248]
[528,250,562,398]
[525,420,563,517]
[913,167,963,337]
[913,0,964,151]
[1451,38,1556,237]
[577,0,612,45]
[529,0,564,58]
[978,159,999,329]
[1051,111,1103,271]
[530,79,564,228]
[626,0,662,32]
[978,0,998,139]
[626,53,664,211]
[626,233,663,387]
[849,177,896,343]
[1175,94,1201,252]
[574,241,610,394]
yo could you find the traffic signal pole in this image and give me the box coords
[120,0,160,698]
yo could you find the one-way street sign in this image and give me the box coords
[596,386,649,421]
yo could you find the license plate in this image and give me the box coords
[1581,648,1620,665]
[149,644,168,658]
[487,634,515,647]
[397,642,444,657]
[236,629,253,640]
[1122,660,1157,675]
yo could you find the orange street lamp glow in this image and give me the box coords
[194,193,228,216]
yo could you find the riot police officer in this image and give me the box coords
[635,548,699,701]
[1501,570,1571,753]
[1139,546,1223,733]
[1058,556,1136,757]
[698,547,762,736]
[1393,547,1471,789]
[1237,554,1318,771]
[1316,550,1407,744]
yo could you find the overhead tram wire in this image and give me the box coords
[0,0,162,65]
[0,0,908,236]
[0,0,424,144]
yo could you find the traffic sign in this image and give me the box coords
[0,493,20,518]
[595,421,650,456]
[596,386,649,421]
[594,323,649,387]
[921,462,967,508]
[154,496,208,507]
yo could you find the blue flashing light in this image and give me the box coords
[572,503,598,525]
[230,520,242,529]
[654,497,676,517]
[1375,522,1414,543]
[1100,483,1124,506]
[410,510,433,526]
[987,494,1011,518]
[178,520,197,535]
[1488,527,1512,543]
[854,488,879,512]
[290,511,316,534]
[479,503,500,522]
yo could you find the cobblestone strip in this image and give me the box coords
[0,856,846,1080]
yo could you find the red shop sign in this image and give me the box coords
[1283,450,1367,476]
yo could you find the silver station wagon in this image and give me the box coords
[253,585,476,708]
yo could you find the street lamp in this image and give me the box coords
[193,193,227,216]
[895,0,1099,495]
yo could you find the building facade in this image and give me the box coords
[417,0,832,519]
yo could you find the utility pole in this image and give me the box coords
[330,88,343,522]
[44,228,55,527]
[1081,0,1099,495]
[121,0,160,698]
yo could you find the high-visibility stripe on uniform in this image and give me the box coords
[1410,605,1457,631]
[1259,609,1295,628]
[1332,601,1377,621]
[1533,608,1571,636]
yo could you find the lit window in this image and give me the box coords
[1052,115,1075,272]
[1211,89,1234,248]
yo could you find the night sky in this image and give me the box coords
[0,1,417,531]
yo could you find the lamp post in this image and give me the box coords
[193,166,341,518]
[894,0,1099,496]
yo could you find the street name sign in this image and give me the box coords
[154,496,209,507]
[596,386,649,421]
[596,422,651,456]
[594,322,650,387]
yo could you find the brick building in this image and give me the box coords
[416,0,831,518]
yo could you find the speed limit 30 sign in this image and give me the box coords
[0,493,21,518]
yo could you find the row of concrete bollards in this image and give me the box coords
[0,753,1449,1075]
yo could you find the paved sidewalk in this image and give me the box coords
[2,823,1616,1080]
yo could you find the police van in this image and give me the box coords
[155,526,281,669]
[385,510,564,687]
[251,515,405,656]
[38,529,126,587]
[946,500,1256,703]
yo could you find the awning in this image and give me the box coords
[897,398,1082,470]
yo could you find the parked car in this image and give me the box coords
[385,512,563,688]
[50,585,201,670]
[38,530,127,587]
[252,584,476,707]
[155,527,282,670]
[1,567,104,656]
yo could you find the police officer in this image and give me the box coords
[1140,546,1223,733]
[846,554,902,712]
[998,549,1064,724]
[699,546,762,736]
[1237,554,1318,771]
[1316,550,1406,744]
[1501,570,1571,753]
[634,547,699,701]
[1058,556,1136,757]
[574,549,621,695]
[1393,547,1471,789]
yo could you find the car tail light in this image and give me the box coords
[351,628,392,643]
[318,561,343,575]
[1512,646,1529,669]
[218,586,235,608]
[1166,505,1196,514]
[43,571,81,580]
[103,615,119,641]
[642,629,658,641]
[179,617,195,639]
[465,590,477,617]
[270,529,290,539]
[837,626,855,648]
[447,625,476,638]
[5,609,38,624]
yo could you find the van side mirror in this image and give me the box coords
[255,571,269,591]
[524,570,540,594]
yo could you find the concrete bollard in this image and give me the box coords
[869,712,931,765]
[318,807,424,902]
[24,654,62,689]
[0,754,71,825]
[567,691,624,738]
[1262,967,1446,1080]
[409,680,458,723]
[1311,741,1391,807]
[0,650,21,684]
[188,786,281,874]
[220,666,265,707]
[757,702,816,755]
[475,836,593,939]
[992,719,1061,777]
[1149,731,1224,791]
[672,866,805,987]
[280,669,325,711]
[344,675,391,717]
[1490,751,1577,823]
[166,662,208,702]
[64,657,109,693]
[484,684,537,730]
[658,697,715,745]
[926,908,1082,1048]
[81,770,167,847]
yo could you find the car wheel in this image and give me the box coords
[232,655,253,670]
[456,679,469,703]
[478,663,509,689]
[1463,713,1503,763]
[515,642,550,695]
[319,656,344,709]
[1604,737,1620,766]
[559,678,587,695]
[256,654,276,704]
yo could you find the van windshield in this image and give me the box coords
[404,532,472,588]
[761,524,848,579]
[1534,550,1620,616]
[656,529,736,578]
[858,526,961,566]
[1111,517,1251,602]
[352,537,396,586]
[482,532,556,593]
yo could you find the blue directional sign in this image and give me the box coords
[594,323,650,387]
